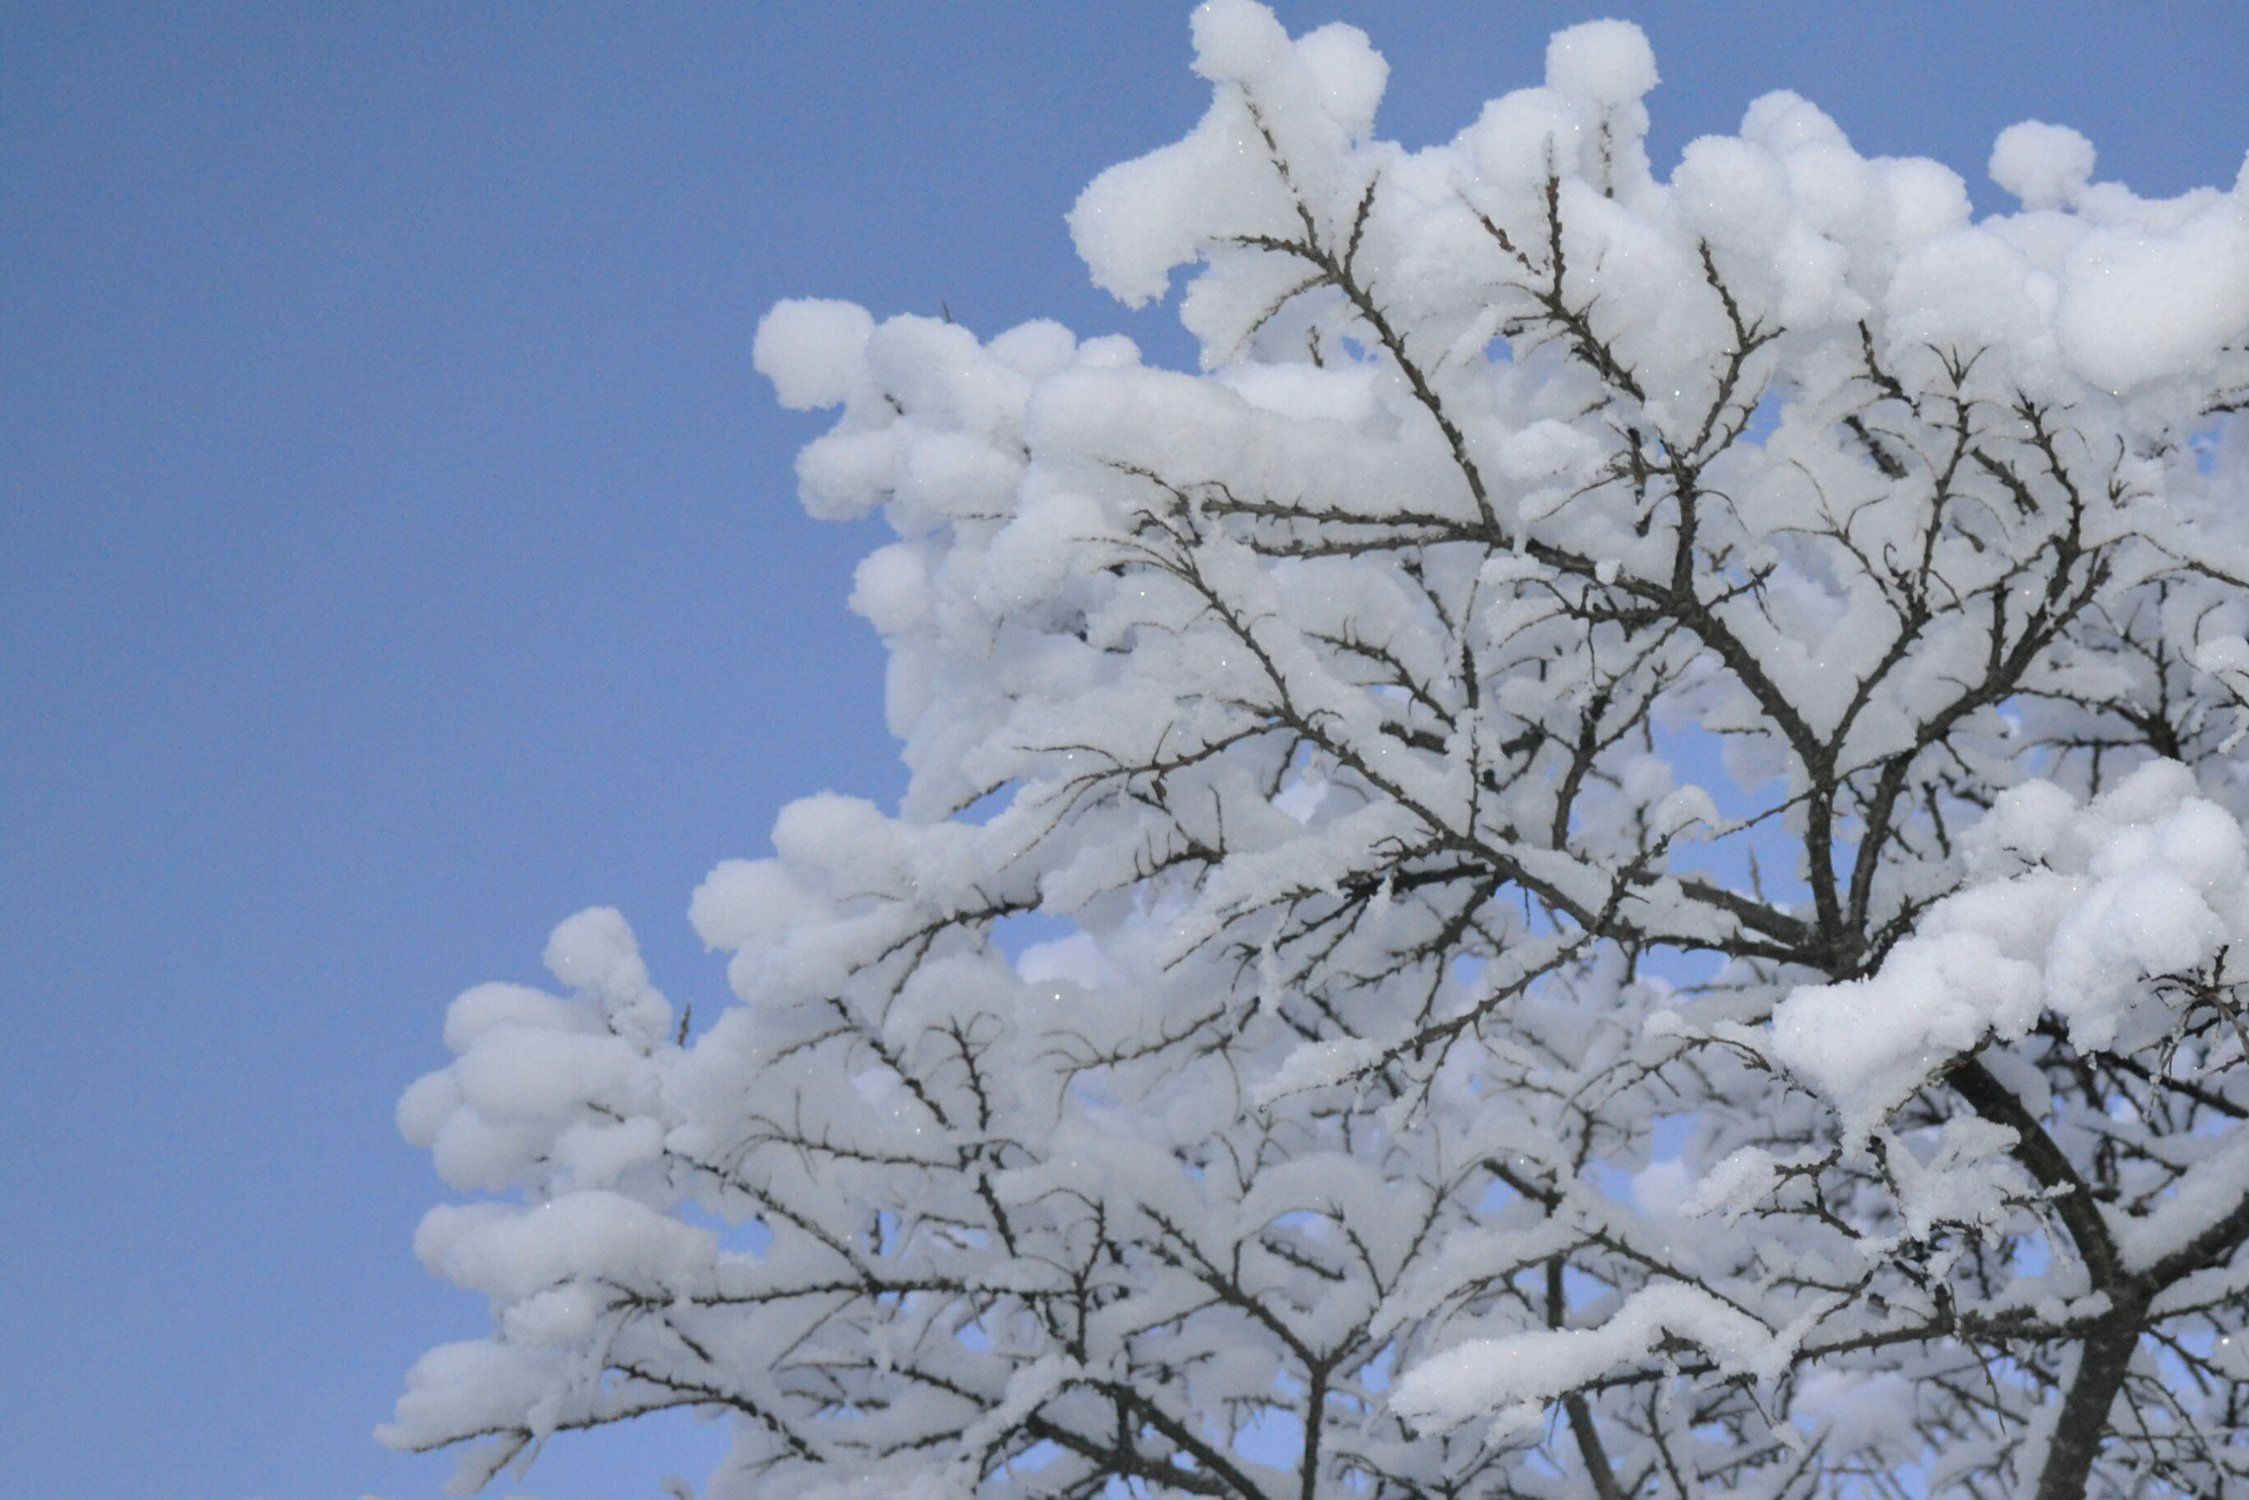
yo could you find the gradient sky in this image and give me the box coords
[5,4,2247,1497]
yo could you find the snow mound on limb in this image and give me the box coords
[1773,762,2249,1137]
[1392,1282,1772,1438]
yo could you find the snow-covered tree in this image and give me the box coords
[385,8,2249,1498]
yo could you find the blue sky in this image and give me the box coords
[4,4,2245,1497]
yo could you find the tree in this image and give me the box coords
[383,6,2249,1497]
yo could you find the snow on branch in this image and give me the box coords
[392,6,2249,1498]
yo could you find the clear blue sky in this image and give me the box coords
[4,4,2244,1497]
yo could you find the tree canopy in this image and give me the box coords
[387,7,2249,1497]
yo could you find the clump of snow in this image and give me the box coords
[1792,1369,1921,1460]
[1672,135,1791,252]
[849,541,934,638]
[1498,418,1601,482]
[984,318,1078,379]
[1739,90,1848,154]
[2193,635,2249,751]
[1292,22,1388,141]
[1652,783,1720,839]
[1393,1283,1769,1436]
[2194,635,2249,679]
[1879,155,1973,248]
[1543,20,1657,109]
[689,857,817,950]
[1775,929,2043,1138]
[1069,115,1280,307]
[754,298,873,410]
[380,1338,566,1462]
[1773,763,2249,1135]
[1884,228,2044,364]
[543,907,637,994]
[544,907,670,1047]
[976,490,1112,613]
[1458,87,1584,191]
[1258,1036,1385,1102]
[1989,121,2095,210]
[1189,0,1293,86]
[419,1190,715,1303]
[397,906,676,1194]
[1682,1146,1786,1223]
[437,981,577,1053]
[1070,1,1383,308]
[1217,362,1379,425]
[2053,189,2249,391]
